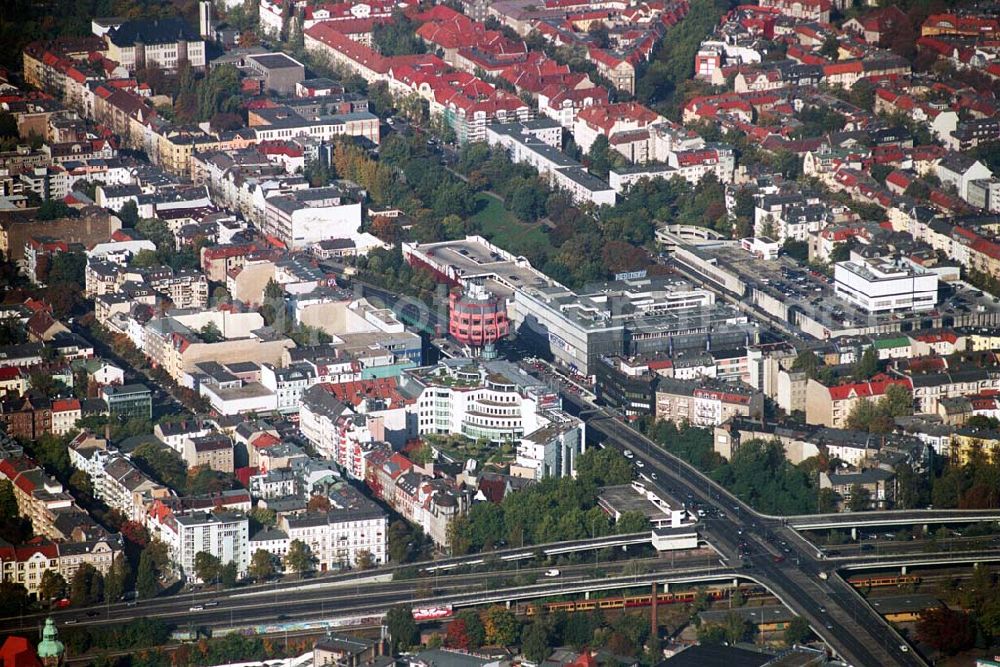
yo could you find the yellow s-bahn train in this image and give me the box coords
[847,575,922,589]
[519,586,768,616]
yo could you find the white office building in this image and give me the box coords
[165,511,250,582]
[402,359,558,443]
[834,258,938,313]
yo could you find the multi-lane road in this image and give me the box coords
[0,551,726,635]
[564,395,928,667]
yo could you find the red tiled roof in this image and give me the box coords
[318,377,410,407]
[577,101,661,133]
[827,373,911,401]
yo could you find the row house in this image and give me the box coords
[0,395,52,441]
[538,85,609,129]
[248,104,380,145]
[277,485,387,570]
[364,450,469,549]
[900,369,1000,415]
[94,454,171,522]
[821,56,910,90]
[299,384,383,479]
[573,102,664,155]
[654,377,763,427]
[0,535,123,596]
[804,373,913,428]
[0,456,76,540]
[487,122,616,206]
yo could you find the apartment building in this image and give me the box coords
[0,536,123,596]
[655,377,764,427]
[487,123,616,206]
[182,433,235,473]
[103,19,206,71]
[159,511,249,581]
[259,186,363,251]
[804,374,913,428]
[402,359,557,444]
[277,492,387,571]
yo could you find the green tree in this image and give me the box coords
[722,612,750,644]
[284,539,315,576]
[249,549,277,581]
[36,199,78,221]
[219,562,238,588]
[818,488,839,513]
[484,606,518,646]
[104,556,130,602]
[784,616,811,645]
[199,321,223,343]
[356,549,374,570]
[70,562,102,606]
[880,384,913,418]
[521,621,551,662]
[0,582,29,616]
[574,447,634,487]
[894,463,928,510]
[468,501,505,551]
[853,346,879,381]
[697,623,727,644]
[615,511,650,534]
[136,550,159,599]
[118,201,140,227]
[848,484,872,512]
[456,609,486,649]
[385,606,418,653]
[819,34,839,59]
[39,569,67,601]
[447,514,473,556]
[791,351,820,379]
[710,440,815,515]
[193,552,222,584]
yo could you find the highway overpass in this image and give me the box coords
[565,395,929,667]
[789,509,1000,532]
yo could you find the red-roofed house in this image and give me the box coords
[760,0,830,22]
[51,398,81,436]
[573,101,664,154]
[843,6,907,46]
[0,635,42,667]
[922,13,999,38]
[806,373,912,427]
[539,84,610,128]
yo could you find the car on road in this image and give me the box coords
[635,460,644,468]
[52,598,71,609]
[772,555,785,563]
[189,605,204,611]
[544,569,560,577]
[899,644,908,652]
[86,611,99,617]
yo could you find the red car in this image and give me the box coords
[772,555,786,564]
[53,598,71,609]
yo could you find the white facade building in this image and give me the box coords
[278,504,387,571]
[164,511,250,582]
[834,258,939,313]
